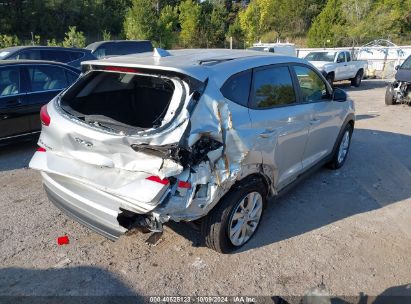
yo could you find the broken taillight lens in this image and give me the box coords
[40,105,50,126]
[177,181,191,189]
[104,66,138,73]
[146,176,170,185]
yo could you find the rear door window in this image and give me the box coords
[293,65,330,102]
[13,50,41,60]
[41,50,71,63]
[65,70,79,85]
[250,66,296,109]
[68,51,84,61]
[221,70,252,107]
[0,67,21,97]
[27,66,68,92]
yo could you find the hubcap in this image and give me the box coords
[228,192,263,246]
[337,130,350,164]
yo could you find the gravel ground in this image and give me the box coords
[0,79,410,301]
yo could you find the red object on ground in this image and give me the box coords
[57,235,69,245]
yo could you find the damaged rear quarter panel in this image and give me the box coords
[157,78,267,221]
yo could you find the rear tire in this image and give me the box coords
[385,84,396,105]
[351,70,363,87]
[327,123,353,170]
[201,176,267,253]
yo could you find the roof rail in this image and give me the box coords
[198,58,235,65]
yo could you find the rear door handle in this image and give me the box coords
[6,99,22,106]
[259,129,275,138]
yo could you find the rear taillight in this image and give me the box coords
[176,180,191,196]
[104,66,138,73]
[177,181,191,189]
[146,176,170,185]
[40,105,50,126]
[37,147,46,152]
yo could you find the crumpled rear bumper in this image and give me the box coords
[42,172,127,240]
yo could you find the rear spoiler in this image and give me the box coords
[80,64,205,93]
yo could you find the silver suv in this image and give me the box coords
[30,49,355,253]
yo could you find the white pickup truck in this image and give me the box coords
[305,50,368,87]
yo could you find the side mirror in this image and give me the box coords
[395,65,401,70]
[332,88,347,102]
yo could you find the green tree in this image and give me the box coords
[0,34,20,48]
[238,1,262,44]
[307,0,345,47]
[102,29,112,41]
[47,38,63,47]
[123,0,158,40]
[62,26,86,48]
[227,17,245,48]
[179,0,201,47]
[157,5,179,48]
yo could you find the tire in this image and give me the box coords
[326,73,334,86]
[351,70,363,87]
[327,123,353,170]
[385,84,396,105]
[201,176,267,253]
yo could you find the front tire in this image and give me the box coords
[327,124,353,170]
[201,176,267,253]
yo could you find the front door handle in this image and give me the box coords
[310,118,320,125]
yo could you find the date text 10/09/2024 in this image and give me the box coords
[149,296,257,303]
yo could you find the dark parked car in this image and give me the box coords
[85,40,153,58]
[0,60,79,141]
[385,55,411,105]
[0,46,96,69]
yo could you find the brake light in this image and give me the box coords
[104,66,138,73]
[177,181,191,189]
[40,105,50,126]
[146,176,169,185]
[37,147,46,152]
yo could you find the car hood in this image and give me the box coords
[309,61,331,70]
[395,69,411,82]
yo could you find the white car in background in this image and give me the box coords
[305,50,368,87]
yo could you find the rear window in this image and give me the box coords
[41,50,71,63]
[221,70,251,107]
[62,70,179,131]
[94,42,153,58]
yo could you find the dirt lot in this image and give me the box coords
[0,80,410,301]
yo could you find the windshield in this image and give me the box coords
[0,51,11,59]
[401,56,411,69]
[305,52,336,62]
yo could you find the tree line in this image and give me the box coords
[0,0,410,49]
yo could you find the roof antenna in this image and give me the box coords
[153,48,171,58]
